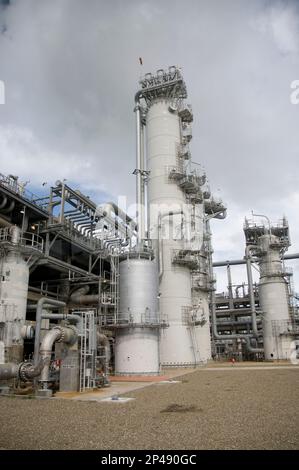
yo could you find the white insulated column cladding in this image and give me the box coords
[258,234,293,360]
[0,226,29,363]
[146,100,202,366]
[115,256,160,374]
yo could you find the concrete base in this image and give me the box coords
[36,389,53,398]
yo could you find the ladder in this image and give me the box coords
[79,310,96,392]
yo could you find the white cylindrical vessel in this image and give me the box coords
[115,256,160,374]
[147,100,197,366]
[258,235,293,360]
[0,249,29,362]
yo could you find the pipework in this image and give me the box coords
[38,325,77,389]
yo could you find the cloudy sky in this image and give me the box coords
[0,0,298,291]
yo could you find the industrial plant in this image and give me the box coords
[0,66,298,398]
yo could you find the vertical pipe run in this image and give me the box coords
[135,103,143,245]
[34,298,66,366]
[245,246,259,338]
[140,122,146,238]
[227,264,234,310]
[59,182,66,224]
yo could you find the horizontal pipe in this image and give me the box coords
[41,313,81,324]
[70,294,99,305]
[70,286,99,305]
[0,359,46,382]
[0,363,19,381]
[213,253,299,267]
[99,202,137,232]
[0,195,7,209]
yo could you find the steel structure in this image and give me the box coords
[0,66,298,397]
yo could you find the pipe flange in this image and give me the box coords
[18,362,33,382]
[53,325,65,343]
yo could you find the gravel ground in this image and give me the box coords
[0,368,298,450]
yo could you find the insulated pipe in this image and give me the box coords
[0,195,7,209]
[0,359,46,382]
[245,245,260,338]
[135,101,144,244]
[213,259,246,267]
[70,286,99,305]
[140,121,146,236]
[97,332,110,378]
[41,313,82,332]
[227,264,234,310]
[69,294,99,305]
[0,363,19,381]
[2,200,15,214]
[213,253,299,267]
[39,326,77,385]
[18,359,47,381]
[284,253,299,260]
[34,298,66,366]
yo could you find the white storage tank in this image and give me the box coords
[258,234,293,360]
[115,255,160,375]
[146,99,197,366]
[0,227,29,363]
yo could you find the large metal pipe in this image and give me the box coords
[33,298,66,366]
[0,195,8,209]
[0,363,19,381]
[227,264,234,310]
[2,200,15,214]
[136,104,142,240]
[70,286,99,305]
[41,313,82,333]
[140,121,146,236]
[284,253,299,260]
[213,253,299,267]
[245,246,260,338]
[70,295,99,305]
[0,359,46,382]
[39,325,77,385]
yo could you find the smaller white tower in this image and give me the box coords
[244,217,294,360]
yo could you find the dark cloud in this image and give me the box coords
[0,0,298,289]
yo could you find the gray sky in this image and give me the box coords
[0,0,298,291]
